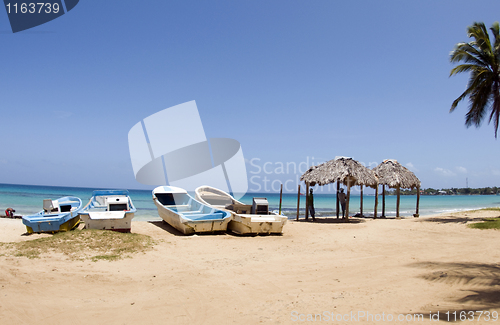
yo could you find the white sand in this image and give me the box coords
[1,210,499,324]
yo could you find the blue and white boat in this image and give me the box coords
[79,190,136,233]
[22,196,83,234]
[152,186,232,235]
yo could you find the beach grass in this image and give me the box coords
[476,207,500,212]
[0,229,156,261]
[468,217,500,230]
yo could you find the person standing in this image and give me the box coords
[338,188,347,218]
[308,188,316,221]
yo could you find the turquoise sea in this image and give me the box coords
[2,183,500,221]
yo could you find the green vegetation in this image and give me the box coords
[385,187,500,195]
[0,229,156,261]
[468,217,500,230]
[476,207,500,212]
[449,22,500,138]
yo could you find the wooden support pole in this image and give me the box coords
[382,185,386,218]
[296,185,301,221]
[360,185,364,217]
[345,178,351,221]
[305,183,310,220]
[279,183,283,215]
[396,186,401,219]
[336,182,340,219]
[374,184,378,219]
[415,186,420,218]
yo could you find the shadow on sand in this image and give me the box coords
[294,217,365,224]
[148,220,228,237]
[148,220,284,237]
[415,215,488,224]
[405,261,500,321]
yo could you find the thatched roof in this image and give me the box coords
[300,157,378,187]
[372,159,421,189]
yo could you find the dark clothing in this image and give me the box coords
[308,193,315,220]
[338,192,347,218]
[340,202,346,217]
[309,205,315,218]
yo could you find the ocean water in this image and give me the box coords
[1,183,500,221]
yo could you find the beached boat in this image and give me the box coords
[22,196,83,234]
[195,186,287,235]
[79,190,136,232]
[152,186,232,235]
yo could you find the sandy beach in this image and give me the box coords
[1,211,499,324]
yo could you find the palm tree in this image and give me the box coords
[450,22,500,138]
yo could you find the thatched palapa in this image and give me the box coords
[300,157,378,220]
[373,159,421,218]
[301,157,378,187]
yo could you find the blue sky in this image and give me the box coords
[2,0,500,193]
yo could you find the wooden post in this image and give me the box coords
[382,185,386,218]
[374,184,378,219]
[415,186,420,218]
[296,185,301,221]
[360,185,364,217]
[305,183,310,220]
[336,182,340,219]
[279,183,283,215]
[396,186,401,219]
[345,178,351,221]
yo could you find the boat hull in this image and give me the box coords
[153,198,231,235]
[228,214,287,235]
[80,212,134,233]
[24,214,81,234]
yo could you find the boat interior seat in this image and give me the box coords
[179,206,207,214]
[188,212,227,220]
[171,205,192,211]
[88,206,107,212]
[43,199,59,213]
[201,194,233,206]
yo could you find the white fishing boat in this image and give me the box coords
[152,186,232,235]
[79,190,136,232]
[195,186,287,235]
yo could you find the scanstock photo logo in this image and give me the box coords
[3,0,79,33]
[128,101,249,200]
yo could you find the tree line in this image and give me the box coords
[385,187,500,195]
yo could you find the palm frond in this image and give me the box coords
[465,74,493,127]
[450,64,485,77]
[490,22,500,54]
[450,43,489,67]
[488,83,500,137]
[451,68,492,111]
[450,89,471,112]
[451,45,482,63]
[450,22,500,137]
[468,22,493,57]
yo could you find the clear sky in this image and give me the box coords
[2,0,500,193]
